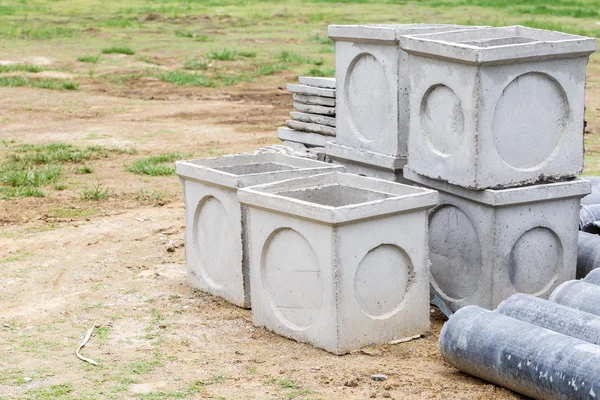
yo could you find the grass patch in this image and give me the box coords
[80,184,110,201]
[76,164,94,174]
[207,48,238,61]
[276,51,324,65]
[102,46,135,55]
[126,152,184,176]
[238,50,257,58]
[0,25,76,40]
[25,383,73,399]
[158,71,215,87]
[182,58,208,71]
[310,33,333,45]
[47,207,99,219]
[0,64,42,73]
[0,251,32,264]
[77,55,100,64]
[304,67,335,77]
[176,31,211,42]
[253,63,288,77]
[0,76,79,90]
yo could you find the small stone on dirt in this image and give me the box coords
[23,377,32,382]
[344,378,359,387]
[371,374,388,381]
[3,323,9,328]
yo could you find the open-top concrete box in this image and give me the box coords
[175,153,344,308]
[238,172,439,354]
[326,24,483,177]
[404,168,591,312]
[400,26,597,189]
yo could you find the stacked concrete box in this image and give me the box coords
[400,26,596,189]
[326,24,483,181]
[238,172,438,354]
[175,154,344,308]
[404,168,591,311]
[277,76,336,148]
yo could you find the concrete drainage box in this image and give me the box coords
[400,26,597,189]
[326,24,482,172]
[238,172,438,354]
[404,168,591,311]
[175,154,344,308]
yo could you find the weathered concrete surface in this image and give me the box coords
[326,142,406,175]
[328,24,483,167]
[401,26,596,189]
[496,293,600,346]
[404,168,590,311]
[293,102,336,116]
[298,76,336,89]
[585,267,600,285]
[577,231,600,278]
[293,94,336,107]
[327,153,411,184]
[175,154,344,308]
[550,280,600,316]
[277,127,331,147]
[287,83,335,98]
[290,111,336,127]
[238,172,438,354]
[286,120,336,136]
[441,306,600,400]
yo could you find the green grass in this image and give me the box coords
[304,67,335,77]
[126,152,185,176]
[0,25,76,40]
[253,63,288,77]
[25,383,73,399]
[79,184,110,201]
[207,48,238,61]
[0,76,79,90]
[0,64,42,73]
[77,55,100,64]
[158,71,215,87]
[76,164,94,174]
[239,50,257,58]
[101,46,135,55]
[182,58,208,71]
[276,51,324,66]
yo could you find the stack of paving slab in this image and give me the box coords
[395,26,597,311]
[277,76,336,148]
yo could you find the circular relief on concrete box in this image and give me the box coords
[429,205,482,301]
[344,52,392,144]
[261,228,323,330]
[421,85,464,157]
[354,244,413,318]
[493,72,568,170]
[509,227,562,295]
[193,195,236,289]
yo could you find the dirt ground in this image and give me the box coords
[0,67,537,400]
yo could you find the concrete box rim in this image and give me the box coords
[328,24,486,43]
[175,153,344,189]
[399,25,597,64]
[403,167,591,206]
[325,142,406,171]
[238,172,438,224]
[277,127,332,148]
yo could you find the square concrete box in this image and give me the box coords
[400,26,597,189]
[238,172,439,354]
[404,168,591,311]
[327,24,482,172]
[175,154,344,308]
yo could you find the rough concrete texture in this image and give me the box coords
[298,76,336,89]
[237,172,438,354]
[293,93,336,107]
[293,102,336,116]
[404,168,591,311]
[327,154,411,184]
[401,26,596,189]
[440,306,600,400]
[277,127,331,147]
[577,231,600,278]
[326,142,406,173]
[175,154,344,308]
[286,120,336,136]
[290,111,336,127]
[286,83,335,98]
[549,280,600,317]
[496,293,600,346]
[328,24,483,168]
[585,267,600,285]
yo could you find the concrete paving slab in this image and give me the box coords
[290,111,336,127]
[286,120,336,136]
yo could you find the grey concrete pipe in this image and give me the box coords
[549,280,600,316]
[584,267,600,286]
[580,204,600,233]
[578,232,600,278]
[440,306,600,400]
[496,293,600,345]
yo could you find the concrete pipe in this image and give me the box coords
[578,232,600,278]
[440,306,600,400]
[549,280,600,317]
[496,293,600,345]
[584,267,600,286]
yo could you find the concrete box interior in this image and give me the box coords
[401,26,597,189]
[175,153,344,308]
[238,172,439,354]
[404,168,591,311]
